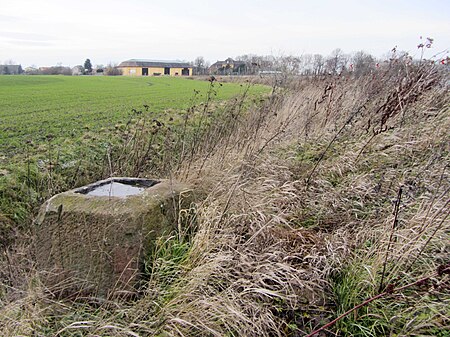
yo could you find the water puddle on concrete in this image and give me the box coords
[85,181,145,197]
[76,178,159,197]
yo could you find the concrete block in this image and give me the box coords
[34,177,191,297]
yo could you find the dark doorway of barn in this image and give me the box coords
[182,68,190,76]
[164,67,170,75]
[142,68,148,76]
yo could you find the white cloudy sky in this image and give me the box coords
[1,0,449,67]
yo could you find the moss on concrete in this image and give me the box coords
[34,178,192,297]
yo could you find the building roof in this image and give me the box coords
[118,59,191,68]
[0,64,21,74]
[210,58,246,68]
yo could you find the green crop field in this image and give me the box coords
[0,75,268,224]
[0,75,267,156]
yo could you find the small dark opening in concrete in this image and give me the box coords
[75,178,159,197]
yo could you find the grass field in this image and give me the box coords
[0,75,267,155]
[0,75,268,225]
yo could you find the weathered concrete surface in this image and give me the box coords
[34,177,192,297]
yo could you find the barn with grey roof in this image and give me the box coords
[117,59,192,76]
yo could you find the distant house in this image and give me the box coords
[0,64,23,75]
[95,67,104,75]
[39,67,51,73]
[72,65,84,76]
[209,58,247,75]
[117,59,192,76]
[24,66,39,75]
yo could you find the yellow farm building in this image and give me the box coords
[117,59,192,76]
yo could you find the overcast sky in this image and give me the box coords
[1,0,449,67]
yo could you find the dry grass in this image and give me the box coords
[1,57,449,336]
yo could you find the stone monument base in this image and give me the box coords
[34,177,191,298]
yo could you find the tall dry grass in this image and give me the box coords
[0,56,448,336]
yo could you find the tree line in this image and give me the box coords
[193,47,447,77]
[191,49,380,76]
[1,59,122,76]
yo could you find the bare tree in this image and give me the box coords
[234,54,276,75]
[325,48,349,75]
[25,65,40,75]
[104,63,122,76]
[312,54,325,76]
[194,56,206,75]
[299,54,313,75]
[276,55,301,75]
[351,51,376,76]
